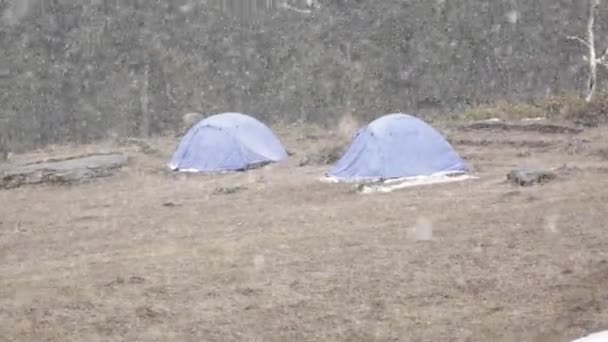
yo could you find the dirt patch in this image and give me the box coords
[544,261,608,338]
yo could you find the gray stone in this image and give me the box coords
[507,168,557,186]
[1,153,128,189]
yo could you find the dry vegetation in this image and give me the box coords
[1,114,608,341]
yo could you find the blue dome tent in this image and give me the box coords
[168,113,288,172]
[326,113,467,182]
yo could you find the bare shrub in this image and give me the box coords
[567,91,608,126]
[537,92,588,118]
[318,113,360,164]
[180,112,203,134]
[336,112,360,143]
[298,113,360,166]
[306,145,344,165]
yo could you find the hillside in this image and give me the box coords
[0,0,605,150]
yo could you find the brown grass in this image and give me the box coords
[446,92,600,124]
[1,119,608,341]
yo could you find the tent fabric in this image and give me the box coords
[571,330,608,342]
[327,113,468,182]
[168,112,288,172]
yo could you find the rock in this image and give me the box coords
[212,185,247,195]
[507,168,557,186]
[0,153,128,189]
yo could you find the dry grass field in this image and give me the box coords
[1,119,608,341]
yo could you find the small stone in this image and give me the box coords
[507,168,557,186]
[213,185,247,195]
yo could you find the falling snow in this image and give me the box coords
[506,10,520,24]
[0,1,607,341]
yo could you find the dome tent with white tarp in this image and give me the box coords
[321,113,475,192]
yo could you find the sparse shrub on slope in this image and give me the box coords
[567,91,608,127]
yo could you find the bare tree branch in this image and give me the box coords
[597,46,608,65]
[585,0,599,102]
[279,2,312,14]
[568,0,601,101]
[566,35,592,49]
